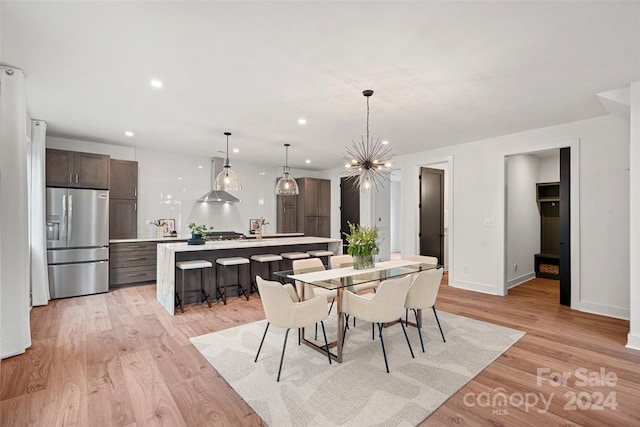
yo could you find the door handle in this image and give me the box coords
[134,187,137,197]
[68,195,73,241]
[75,174,79,184]
[68,173,72,183]
[61,194,67,241]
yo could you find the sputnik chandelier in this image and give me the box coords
[343,89,393,191]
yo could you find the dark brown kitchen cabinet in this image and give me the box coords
[109,159,138,199]
[109,199,137,239]
[277,195,298,233]
[45,148,110,189]
[109,159,138,239]
[296,177,331,237]
[304,216,331,238]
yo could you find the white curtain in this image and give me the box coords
[29,120,50,306]
[0,66,32,359]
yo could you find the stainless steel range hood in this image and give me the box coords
[197,158,240,203]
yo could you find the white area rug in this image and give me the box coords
[191,310,525,426]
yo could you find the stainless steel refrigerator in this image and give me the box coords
[46,188,109,299]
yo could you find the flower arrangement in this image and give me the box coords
[150,219,167,227]
[344,222,379,269]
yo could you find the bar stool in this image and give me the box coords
[175,260,212,313]
[216,257,250,304]
[250,254,283,294]
[306,249,334,266]
[280,252,310,274]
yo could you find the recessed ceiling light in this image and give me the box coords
[150,79,163,88]
[124,131,134,137]
[233,148,239,153]
[298,118,306,125]
[178,177,182,180]
[182,188,186,192]
[198,165,203,169]
[305,159,311,164]
[382,140,389,145]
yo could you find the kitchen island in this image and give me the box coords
[156,236,342,315]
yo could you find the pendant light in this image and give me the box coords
[342,89,393,191]
[214,132,242,191]
[275,143,299,195]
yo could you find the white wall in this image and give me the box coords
[390,181,401,252]
[397,114,630,320]
[628,81,640,349]
[505,154,540,288]
[539,155,560,182]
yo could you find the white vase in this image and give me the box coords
[156,226,164,238]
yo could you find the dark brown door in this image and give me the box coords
[340,177,360,252]
[559,147,571,306]
[45,149,72,187]
[109,159,138,198]
[419,167,444,263]
[109,199,137,239]
[74,152,110,189]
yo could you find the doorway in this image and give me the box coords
[340,177,359,254]
[419,167,445,265]
[503,147,572,306]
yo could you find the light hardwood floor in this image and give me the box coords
[1,275,639,426]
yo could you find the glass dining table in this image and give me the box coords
[274,259,437,363]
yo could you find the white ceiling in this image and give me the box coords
[2,1,639,170]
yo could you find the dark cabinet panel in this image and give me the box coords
[109,199,137,239]
[109,159,138,199]
[45,149,110,189]
[45,149,73,187]
[277,200,297,233]
[294,177,331,237]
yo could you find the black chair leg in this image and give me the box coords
[400,317,415,359]
[320,321,332,365]
[180,269,185,313]
[372,322,375,340]
[433,306,446,342]
[277,328,290,382]
[414,309,424,352]
[342,315,349,347]
[201,268,211,308]
[377,323,390,373]
[328,298,335,314]
[255,322,270,362]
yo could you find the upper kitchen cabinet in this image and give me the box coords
[110,159,138,199]
[296,177,331,237]
[46,148,110,189]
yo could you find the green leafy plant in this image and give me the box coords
[187,223,214,237]
[343,222,379,257]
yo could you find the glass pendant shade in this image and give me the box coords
[276,170,299,195]
[214,166,242,191]
[276,143,299,195]
[214,132,242,191]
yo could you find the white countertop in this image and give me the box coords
[159,236,341,253]
[110,232,304,244]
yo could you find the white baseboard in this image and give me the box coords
[450,279,500,295]
[573,300,630,320]
[626,333,640,350]
[507,272,536,289]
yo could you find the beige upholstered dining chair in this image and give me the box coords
[254,276,332,382]
[341,275,415,373]
[292,258,337,340]
[330,254,379,293]
[407,254,439,266]
[404,268,445,352]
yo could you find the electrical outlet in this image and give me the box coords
[464,265,469,273]
[483,218,496,227]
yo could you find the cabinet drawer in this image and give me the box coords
[110,265,156,285]
[110,250,157,268]
[110,242,157,253]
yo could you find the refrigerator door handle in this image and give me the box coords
[61,194,67,241]
[68,194,73,241]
